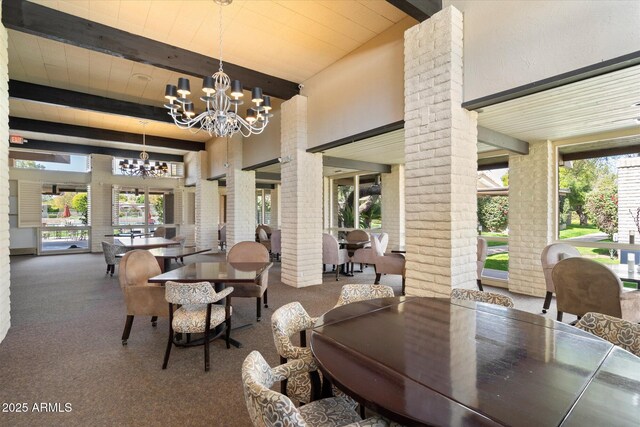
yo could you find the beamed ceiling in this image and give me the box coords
[4,0,413,157]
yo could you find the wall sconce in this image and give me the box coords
[278,155,293,164]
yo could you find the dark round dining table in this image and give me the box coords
[310,296,640,427]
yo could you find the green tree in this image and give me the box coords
[559,159,613,226]
[151,195,164,223]
[585,182,618,239]
[501,172,509,186]
[72,193,89,225]
[14,160,45,169]
[478,196,509,232]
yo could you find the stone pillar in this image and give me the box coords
[281,95,323,287]
[508,141,555,296]
[89,154,116,252]
[195,179,219,248]
[382,164,405,249]
[0,10,10,343]
[226,135,256,247]
[269,185,278,228]
[617,158,640,244]
[404,6,478,297]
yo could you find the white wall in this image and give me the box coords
[303,17,414,149]
[447,0,640,101]
[0,7,10,343]
[242,102,282,169]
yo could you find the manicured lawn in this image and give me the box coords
[485,252,508,271]
[559,224,598,239]
[479,232,508,238]
[487,241,505,247]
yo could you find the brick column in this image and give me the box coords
[269,185,279,228]
[281,95,323,287]
[508,141,555,296]
[404,6,478,297]
[0,11,10,342]
[382,164,405,249]
[196,179,219,248]
[226,136,256,247]
[90,154,115,252]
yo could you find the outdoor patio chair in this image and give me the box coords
[335,284,395,307]
[102,240,126,276]
[270,229,281,261]
[552,257,640,323]
[162,281,233,372]
[119,250,169,345]
[153,226,166,238]
[371,236,406,295]
[323,234,348,281]
[576,312,640,357]
[541,243,581,313]
[450,288,514,308]
[242,351,389,427]
[477,238,488,291]
[227,241,270,321]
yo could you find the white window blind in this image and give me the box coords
[112,185,120,226]
[18,181,43,228]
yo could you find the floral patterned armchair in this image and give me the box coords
[450,288,514,308]
[335,284,395,307]
[162,281,233,371]
[576,312,640,357]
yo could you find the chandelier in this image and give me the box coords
[118,121,169,178]
[163,0,272,137]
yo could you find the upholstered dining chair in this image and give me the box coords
[271,302,320,404]
[227,241,270,321]
[171,235,187,264]
[576,312,640,357]
[119,250,169,345]
[153,226,166,238]
[371,236,406,295]
[255,224,272,242]
[102,240,126,276]
[335,284,395,307]
[450,288,515,308]
[477,238,488,291]
[552,257,640,323]
[219,225,227,251]
[242,351,391,427]
[323,234,348,281]
[541,243,581,313]
[345,229,369,244]
[258,228,271,253]
[351,233,388,274]
[270,229,281,261]
[162,281,233,371]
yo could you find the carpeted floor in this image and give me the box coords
[0,253,555,426]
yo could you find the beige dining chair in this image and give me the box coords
[351,233,388,273]
[322,233,348,281]
[371,235,406,295]
[242,351,389,427]
[270,229,281,261]
[118,249,169,345]
[153,226,166,238]
[541,243,581,313]
[227,241,270,321]
[552,257,640,323]
[258,228,271,253]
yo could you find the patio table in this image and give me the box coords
[116,237,179,250]
[607,263,640,287]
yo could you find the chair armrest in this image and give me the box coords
[343,416,390,427]
[212,286,234,303]
[271,356,318,382]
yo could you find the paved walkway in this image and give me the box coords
[564,232,608,242]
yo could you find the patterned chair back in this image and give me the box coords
[576,312,640,357]
[165,281,217,305]
[102,241,123,265]
[450,288,514,308]
[242,351,308,427]
[335,284,395,307]
[271,302,315,360]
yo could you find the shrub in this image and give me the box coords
[585,184,617,239]
[478,196,508,232]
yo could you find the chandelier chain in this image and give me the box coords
[218,2,224,72]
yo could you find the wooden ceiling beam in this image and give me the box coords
[9,117,203,152]
[386,0,442,22]
[2,0,300,100]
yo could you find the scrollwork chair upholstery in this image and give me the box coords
[576,312,640,357]
[119,249,169,345]
[242,351,390,427]
[335,284,395,307]
[450,288,514,308]
[102,240,126,276]
[552,257,640,323]
[541,243,581,313]
[227,241,270,321]
[163,281,233,371]
[323,234,348,281]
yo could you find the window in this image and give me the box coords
[256,189,271,225]
[40,184,90,253]
[11,151,90,172]
[112,186,176,234]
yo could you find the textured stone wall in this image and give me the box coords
[0,11,10,343]
[381,164,405,249]
[226,138,256,247]
[281,96,323,287]
[404,6,478,297]
[508,141,555,296]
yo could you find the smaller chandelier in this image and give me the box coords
[119,121,169,179]
[163,0,272,138]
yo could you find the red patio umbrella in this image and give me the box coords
[62,204,71,218]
